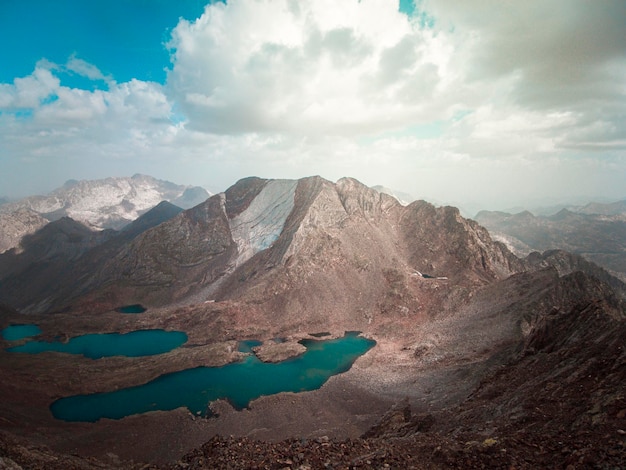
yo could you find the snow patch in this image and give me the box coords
[229,180,298,266]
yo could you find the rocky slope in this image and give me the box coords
[370,185,415,205]
[0,174,210,254]
[1,270,624,469]
[476,207,626,282]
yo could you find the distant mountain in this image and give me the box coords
[370,185,415,205]
[475,207,626,282]
[495,198,626,217]
[6,176,624,316]
[0,174,210,253]
[576,199,626,216]
[0,176,523,314]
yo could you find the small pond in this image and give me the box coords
[1,324,42,341]
[50,331,376,422]
[115,304,147,314]
[6,330,187,359]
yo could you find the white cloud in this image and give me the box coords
[0,63,60,108]
[0,61,180,196]
[1,0,625,210]
[166,0,461,135]
[66,55,113,83]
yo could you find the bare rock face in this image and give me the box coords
[0,209,48,254]
[0,176,524,322]
[2,176,527,340]
[3,175,622,334]
[88,193,236,305]
[400,201,522,285]
[525,249,626,299]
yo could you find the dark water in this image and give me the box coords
[50,332,376,422]
[6,330,187,359]
[115,304,147,314]
[309,332,331,338]
[1,324,42,341]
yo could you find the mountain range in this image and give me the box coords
[0,174,210,254]
[0,175,624,468]
[476,206,626,282]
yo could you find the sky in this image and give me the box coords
[1,0,625,213]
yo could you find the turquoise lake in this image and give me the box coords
[1,324,42,341]
[6,330,187,359]
[50,332,376,422]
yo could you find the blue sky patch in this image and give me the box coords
[0,0,211,86]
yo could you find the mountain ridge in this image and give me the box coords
[0,174,210,254]
[33,176,522,321]
[476,207,626,283]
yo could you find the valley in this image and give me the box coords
[0,176,625,468]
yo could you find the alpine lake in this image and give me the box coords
[2,318,375,423]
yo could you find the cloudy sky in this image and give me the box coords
[1,0,625,213]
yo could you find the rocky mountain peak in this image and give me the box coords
[224,176,269,218]
[1,176,524,319]
[336,177,399,217]
[2,174,619,324]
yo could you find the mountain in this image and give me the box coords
[370,185,415,205]
[577,199,626,216]
[3,176,521,315]
[0,176,624,467]
[475,207,626,282]
[172,277,625,469]
[0,201,183,313]
[0,174,210,254]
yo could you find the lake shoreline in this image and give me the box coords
[0,298,495,465]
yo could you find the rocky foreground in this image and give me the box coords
[1,288,625,469]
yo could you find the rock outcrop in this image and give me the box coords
[0,209,48,254]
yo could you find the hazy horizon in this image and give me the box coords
[1,1,625,212]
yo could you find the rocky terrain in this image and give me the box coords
[0,176,624,468]
[476,206,626,282]
[0,174,210,254]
